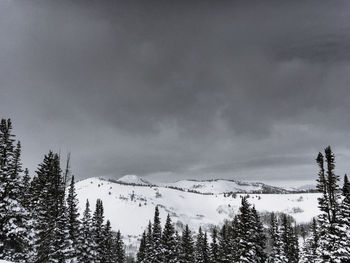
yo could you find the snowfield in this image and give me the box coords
[76,177,321,254]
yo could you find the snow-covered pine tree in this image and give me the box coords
[51,199,72,263]
[151,206,163,263]
[174,231,182,263]
[338,174,350,260]
[217,223,231,263]
[251,206,267,263]
[210,227,219,263]
[0,119,30,262]
[136,231,147,263]
[228,216,239,261]
[32,151,72,262]
[343,174,350,196]
[78,199,97,263]
[20,168,32,210]
[144,221,153,263]
[268,213,287,263]
[195,227,205,263]
[92,198,105,263]
[300,218,319,263]
[66,175,80,260]
[315,147,345,262]
[236,197,257,263]
[202,232,210,263]
[114,230,125,263]
[180,225,195,263]
[101,220,115,263]
[280,214,299,263]
[161,214,177,263]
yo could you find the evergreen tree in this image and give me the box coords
[236,197,257,263]
[210,227,219,263]
[136,231,147,263]
[114,230,126,263]
[32,151,69,263]
[315,147,344,262]
[195,227,205,263]
[101,220,115,263]
[280,214,298,263]
[0,119,30,262]
[78,199,97,263]
[66,175,80,260]
[162,214,177,263]
[202,232,210,263]
[180,225,195,263]
[21,168,32,210]
[268,213,287,263]
[251,206,267,263]
[342,174,350,197]
[151,206,163,263]
[300,218,319,263]
[92,198,105,263]
[339,176,350,260]
[229,216,239,261]
[144,221,153,263]
[217,224,231,263]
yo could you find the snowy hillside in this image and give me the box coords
[116,174,151,185]
[76,177,321,254]
[162,179,288,194]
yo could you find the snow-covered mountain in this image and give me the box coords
[116,174,151,186]
[75,176,321,254]
[161,179,289,194]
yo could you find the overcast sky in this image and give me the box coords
[1,0,350,183]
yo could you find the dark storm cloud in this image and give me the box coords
[1,0,350,182]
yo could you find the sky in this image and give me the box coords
[1,0,350,183]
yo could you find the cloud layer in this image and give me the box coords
[1,0,350,182]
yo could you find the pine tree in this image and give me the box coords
[0,119,30,262]
[21,168,32,210]
[217,223,231,263]
[210,227,219,263]
[114,230,126,263]
[137,231,147,263]
[78,199,97,263]
[66,175,80,259]
[339,175,350,260]
[32,151,70,263]
[180,225,195,263]
[151,206,163,263]
[251,206,267,263]
[101,220,115,263]
[342,174,350,196]
[300,218,319,263]
[315,146,344,262]
[144,221,153,263]
[195,227,205,263]
[202,232,210,263]
[268,213,287,263]
[162,214,177,263]
[236,197,257,263]
[229,216,239,261]
[92,198,105,263]
[280,214,299,263]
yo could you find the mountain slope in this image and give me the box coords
[162,179,288,194]
[76,177,320,254]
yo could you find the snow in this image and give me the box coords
[76,177,321,252]
[163,179,265,194]
[0,260,14,263]
[117,174,151,185]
